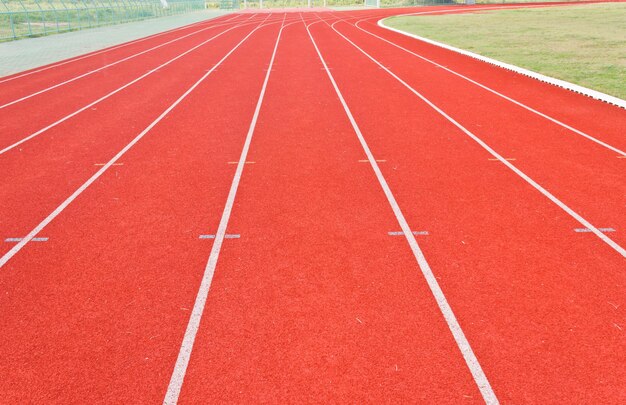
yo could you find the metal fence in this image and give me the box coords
[0,0,591,41]
[0,0,206,41]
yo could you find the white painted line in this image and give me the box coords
[488,158,515,161]
[358,159,386,162]
[0,15,273,270]
[5,237,48,242]
[227,161,255,164]
[388,231,429,236]
[376,14,626,111]
[329,19,626,259]
[0,18,262,157]
[574,228,615,233]
[0,17,253,110]
[306,15,499,405]
[359,20,626,157]
[199,234,240,239]
[95,163,124,166]
[0,13,245,85]
[163,14,286,405]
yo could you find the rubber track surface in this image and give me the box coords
[0,3,624,403]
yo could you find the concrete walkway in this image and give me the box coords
[0,10,232,77]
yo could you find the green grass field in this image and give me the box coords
[385,3,626,99]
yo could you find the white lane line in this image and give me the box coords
[352,19,626,157]
[163,14,286,405]
[329,19,626,259]
[0,17,260,110]
[0,15,273,270]
[0,18,265,157]
[306,15,499,405]
[0,13,245,85]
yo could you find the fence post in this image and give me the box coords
[47,0,61,34]
[10,12,16,39]
[16,0,33,37]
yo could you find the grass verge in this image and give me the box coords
[385,3,626,99]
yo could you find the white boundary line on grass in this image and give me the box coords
[377,14,626,110]
[0,14,275,270]
[306,15,500,405]
[162,13,287,405]
[327,18,626,259]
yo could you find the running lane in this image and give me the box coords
[174,18,484,404]
[0,18,283,403]
[0,13,243,98]
[355,11,626,148]
[331,15,626,247]
[308,13,625,404]
[0,15,280,258]
[0,16,264,141]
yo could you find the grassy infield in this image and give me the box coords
[386,3,626,99]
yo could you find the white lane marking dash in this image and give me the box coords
[388,231,429,236]
[574,227,615,233]
[5,237,48,242]
[199,234,240,239]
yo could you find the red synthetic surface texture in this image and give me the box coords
[0,3,624,404]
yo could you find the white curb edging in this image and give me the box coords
[377,17,626,110]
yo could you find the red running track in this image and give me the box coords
[0,3,624,404]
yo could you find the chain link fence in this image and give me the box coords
[0,0,206,41]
